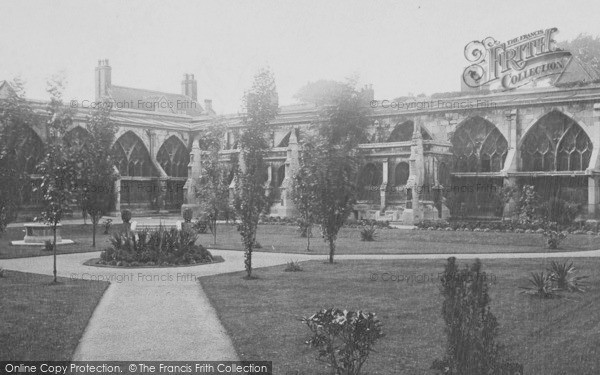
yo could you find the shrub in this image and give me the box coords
[518,184,541,223]
[520,272,556,298]
[542,229,567,249]
[432,258,521,375]
[253,240,262,249]
[44,240,54,252]
[360,225,377,241]
[547,260,588,293]
[100,228,213,266]
[121,209,132,223]
[102,218,113,234]
[541,197,579,225]
[0,267,4,278]
[297,218,312,238]
[302,308,384,375]
[194,217,208,234]
[284,260,303,272]
[182,208,193,223]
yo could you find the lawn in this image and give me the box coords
[199,223,600,254]
[0,270,109,360]
[200,257,600,374]
[0,223,124,259]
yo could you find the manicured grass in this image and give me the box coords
[200,258,600,374]
[0,223,124,259]
[200,223,600,254]
[0,270,109,360]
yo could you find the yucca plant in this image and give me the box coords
[547,260,589,293]
[360,225,377,241]
[520,272,556,298]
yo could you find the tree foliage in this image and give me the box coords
[234,68,278,277]
[293,80,370,263]
[432,257,521,375]
[77,103,118,247]
[195,120,233,245]
[558,33,600,73]
[37,77,78,282]
[294,79,350,106]
[0,78,38,232]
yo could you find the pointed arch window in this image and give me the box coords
[451,117,508,173]
[111,131,156,177]
[17,127,44,175]
[387,121,432,142]
[157,136,189,177]
[521,111,592,172]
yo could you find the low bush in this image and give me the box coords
[542,229,567,249]
[194,217,208,234]
[0,267,4,278]
[520,271,557,299]
[284,260,303,272]
[120,209,132,223]
[43,240,54,252]
[182,208,194,223]
[100,228,213,266]
[102,218,113,234]
[302,308,384,375]
[547,260,588,293]
[360,225,377,241]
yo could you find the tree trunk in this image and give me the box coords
[53,226,57,283]
[306,226,311,252]
[92,218,97,247]
[328,239,335,264]
[212,219,217,245]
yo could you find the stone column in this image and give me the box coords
[380,159,389,212]
[589,177,600,217]
[182,135,202,216]
[280,128,299,217]
[265,164,272,197]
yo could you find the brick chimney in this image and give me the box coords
[181,74,198,101]
[95,59,112,101]
[204,99,214,114]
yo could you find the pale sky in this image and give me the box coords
[2,0,600,114]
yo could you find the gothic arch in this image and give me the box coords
[65,126,91,150]
[17,126,44,175]
[111,131,157,177]
[157,135,189,177]
[394,162,410,186]
[451,116,508,173]
[387,121,432,142]
[520,110,593,171]
[277,128,300,147]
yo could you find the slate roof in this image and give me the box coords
[108,85,204,116]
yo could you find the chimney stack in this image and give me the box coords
[181,74,198,101]
[95,59,112,101]
[204,99,214,114]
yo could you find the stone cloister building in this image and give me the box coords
[6,60,600,223]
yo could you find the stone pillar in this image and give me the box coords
[380,159,388,212]
[182,134,203,216]
[114,176,121,212]
[280,128,300,217]
[503,177,519,219]
[588,176,600,217]
[265,164,272,197]
[157,179,168,213]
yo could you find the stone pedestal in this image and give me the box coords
[11,223,74,246]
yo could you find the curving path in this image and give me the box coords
[2,248,600,360]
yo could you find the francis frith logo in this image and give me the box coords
[462,27,572,90]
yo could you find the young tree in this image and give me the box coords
[77,103,118,247]
[233,68,278,278]
[0,78,37,232]
[38,77,77,283]
[196,122,233,245]
[432,257,521,375]
[291,161,317,251]
[294,80,369,263]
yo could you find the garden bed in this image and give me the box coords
[83,255,224,268]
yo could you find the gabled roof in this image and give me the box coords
[0,80,16,99]
[554,56,600,85]
[108,85,204,116]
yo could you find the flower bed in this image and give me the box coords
[99,228,214,267]
[415,219,600,235]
